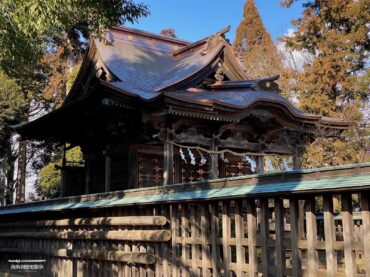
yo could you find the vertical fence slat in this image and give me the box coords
[171,204,179,277]
[289,198,302,277]
[222,201,230,276]
[342,193,355,277]
[209,203,219,277]
[191,204,199,276]
[235,200,244,277]
[362,192,370,277]
[162,205,169,277]
[275,198,285,277]
[306,197,318,277]
[260,198,269,277]
[247,200,257,276]
[201,205,210,277]
[181,204,189,277]
[323,194,337,276]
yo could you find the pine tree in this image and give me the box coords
[281,0,370,167]
[233,0,282,79]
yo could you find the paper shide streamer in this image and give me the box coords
[243,155,257,173]
[188,148,196,165]
[179,148,187,163]
[199,150,207,165]
[220,152,229,163]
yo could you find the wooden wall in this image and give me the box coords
[0,191,370,276]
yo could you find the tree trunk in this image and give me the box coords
[15,140,26,203]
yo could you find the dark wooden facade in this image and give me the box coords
[13,26,349,197]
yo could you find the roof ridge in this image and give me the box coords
[110,26,191,46]
[172,25,231,57]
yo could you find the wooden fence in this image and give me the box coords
[1,163,370,276]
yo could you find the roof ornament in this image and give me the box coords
[201,25,231,56]
[104,30,114,45]
[214,62,225,81]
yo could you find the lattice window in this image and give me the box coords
[138,153,163,188]
[179,151,210,183]
[224,161,252,177]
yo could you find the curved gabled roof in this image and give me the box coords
[14,25,351,138]
[95,35,225,95]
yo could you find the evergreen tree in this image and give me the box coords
[0,0,149,204]
[234,0,282,79]
[281,0,370,167]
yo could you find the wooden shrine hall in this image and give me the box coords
[5,25,370,277]
[14,26,350,197]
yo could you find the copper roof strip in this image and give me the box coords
[110,26,190,46]
[154,44,225,92]
[172,25,231,57]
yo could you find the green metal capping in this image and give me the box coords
[1,162,370,216]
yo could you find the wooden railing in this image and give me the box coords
[1,163,370,276]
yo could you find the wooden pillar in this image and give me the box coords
[209,136,218,179]
[163,129,174,185]
[293,148,303,170]
[104,145,111,192]
[305,197,318,277]
[60,144,67,197]
[275,198,285,277]
[341,193,355,277]
[361,192,370,277]
[293,149,306,241]
[256,155,264,174]
[128,147,138,189]
[290,198,302,277]
[323,194,337,276]
[84,160,90,195]
[260,198,269,277]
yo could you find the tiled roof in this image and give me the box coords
[96,37,223,95]
[93,27,350,127]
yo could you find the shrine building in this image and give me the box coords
[14,26,350,196]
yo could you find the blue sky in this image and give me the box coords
[126,0,304,43]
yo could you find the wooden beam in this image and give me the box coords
[0,248,156,265]
[218,139,295,155]
[2,216,168,227]
[0,230,172,242]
